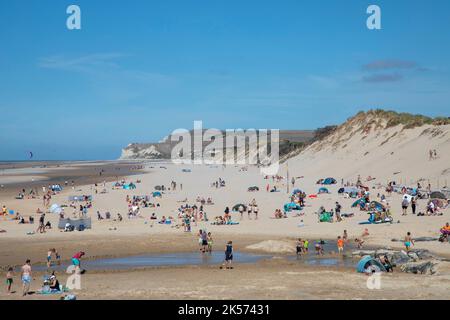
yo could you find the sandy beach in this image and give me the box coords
[1,147,449,299]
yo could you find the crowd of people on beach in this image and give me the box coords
[1,165,449,299]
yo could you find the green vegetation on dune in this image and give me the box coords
[354,109,450,129]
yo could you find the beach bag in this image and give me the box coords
[78,224,85,231]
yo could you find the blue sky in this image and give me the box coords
[0,0,449,160]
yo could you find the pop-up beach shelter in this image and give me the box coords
[232,204,247,212]
[283,202,302,212]
[318,187,329,194]
[430,191,446,200]
[322,178,337,185]
[357,256,387,273]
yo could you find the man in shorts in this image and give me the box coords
[21,259,32,296]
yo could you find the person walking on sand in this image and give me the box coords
[404,232,414,252]
[411,197,417,215]
[238,204,245,220]
[429,149,433,160]
[220,241,233,269]
[21,259,32,296]
[401,196,409,216]
[36,213,46,233]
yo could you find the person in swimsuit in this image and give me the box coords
[337,236,344,254]
[6,267,13,294]
[72,251,85,271]
[21,259,32,296]
[296,238,304,257]
[201,230,208,253]
[355,238,364,249]
[404,232,414,252]
[220,241,233,269]
[207,232,213,253]
[343,230,348,243]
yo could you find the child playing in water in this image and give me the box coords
[296,239,304,256]
[315,240,324,255]
[220,241,233,269]
[207,232,213,253]
[6,267,13,294]
[337,236,344,254]
[303,239,309,253]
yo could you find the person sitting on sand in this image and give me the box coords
[440,223,450,242]
[355,238,364,249]
[44,221,52,230]
[49,273,60,291]
[274,209,283,219]
[380,255,393,272]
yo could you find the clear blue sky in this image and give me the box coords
[0,0,449,160]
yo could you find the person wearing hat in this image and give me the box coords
[49,272,60,291]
